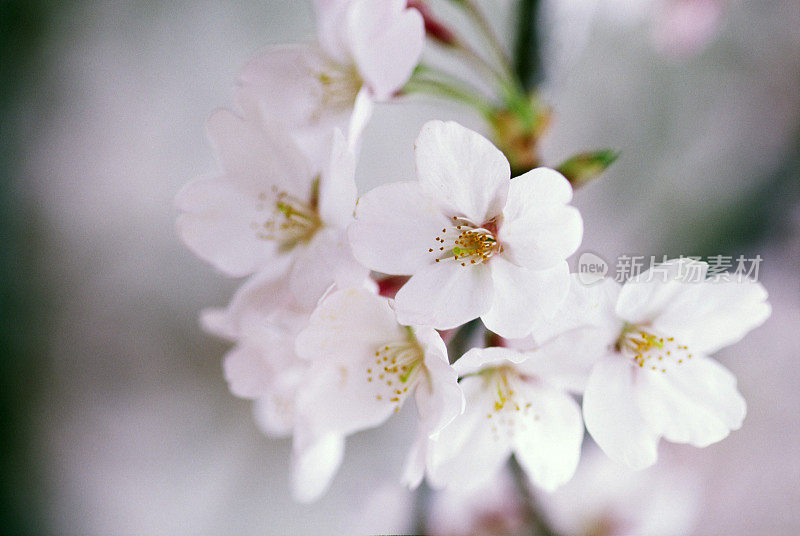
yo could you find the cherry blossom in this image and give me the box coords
[176,105,368,307]
[348,120,583,338]
[236,0,424,164]
[201,272,346,502]
[532,259,770,469]
[413,346,584,492]
[293,286,464,476]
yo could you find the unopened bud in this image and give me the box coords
[556,150,619,188]
[489,98,551,176]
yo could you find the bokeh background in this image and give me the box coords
[1,0,798,534]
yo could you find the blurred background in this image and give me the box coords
[1,0,798,534]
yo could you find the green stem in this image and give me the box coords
[455,0,513,72]
[403,77,494,117]
[513,0,543,91]
[415,63,494,100]
[448,38,511,88]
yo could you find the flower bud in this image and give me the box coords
[488,97,551,176]
[556,150,619,188]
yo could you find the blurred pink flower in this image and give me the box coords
[537,446,701,536]
[237,0,424,164]
[652,0,725,57]
[176,108,368,307]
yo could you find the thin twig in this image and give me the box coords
[508,455,561,536]
[460,0,513,70]
[513,0,543,91]
[404,77,494,117]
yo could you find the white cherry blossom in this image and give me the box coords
[414,346,584,492]
[294,287,464,470]
[237,0,424,164]
[532,259,770,469]
[201,270,308,416]
[176,105,368,307]
[202,272,348,502]
[348,120,583,338]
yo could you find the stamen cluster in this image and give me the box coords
[431,217,501,266]
[255,187,322,249]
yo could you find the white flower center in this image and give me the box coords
[482,367,537,442]
[430,216,501,267]
[616,324,693,373]
[367,328,425,413]
[252,183,321,250]
[309,61,361,123]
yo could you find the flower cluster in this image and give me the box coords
[177,0,770,504]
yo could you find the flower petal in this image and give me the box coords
[347,86,374,152]
[415,121,510,223]
[583,356,660,470]
[176,176,288,277]
[252,368,304,437]
[402,432,427,489]
[512,381,584,491]
[454,346,529,377]
[513,330,612,394]
[205,107,312,198]
[526,274,622,345]
[314,0,352,63]
[200,268,303,340]
[414,329,464,437]
[295,287,402,365]
[222,345,269,399]
[636,356,746,447]
[293,288,407,436]
[651,277,771,355]
[290,430,345,503]
[511,166,574,204]
[318,129,358,229]
[615,258,708,324]
[288,228,369,309]
[346,0,425,99]
[236,45,349,166]
[393,261,494,329]
[223,340,281,400]
[481,259,570,339]
[296,358,398,437]
[499,168,582,269]
[349,181,451,274]
[426,376,513,491]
